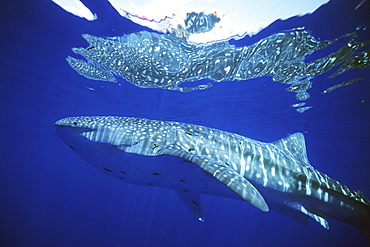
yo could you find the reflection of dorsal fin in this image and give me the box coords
[273,133,309,165]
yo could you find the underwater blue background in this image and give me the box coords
[1,0,369,246]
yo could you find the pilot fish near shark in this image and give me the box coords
[55,116,370,239]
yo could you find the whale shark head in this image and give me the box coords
[55,116,179,156]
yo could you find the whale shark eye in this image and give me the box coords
[73,122,77,125]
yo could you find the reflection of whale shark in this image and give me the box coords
[56,116,370,239]
[67,30,370,112]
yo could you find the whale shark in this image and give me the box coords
[55,116,370,238]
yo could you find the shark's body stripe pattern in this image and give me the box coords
[56,116,370,239]
[59,116,370,205]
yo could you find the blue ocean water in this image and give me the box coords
[0,0,369,246]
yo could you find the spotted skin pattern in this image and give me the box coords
[67,31,370,101]
[56,116,370,238]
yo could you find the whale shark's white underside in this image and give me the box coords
[55,116,370,238]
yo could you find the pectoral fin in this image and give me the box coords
[162,149,269,212]
[300,206,329,229]
[175,190,204,222]
[288,202,329,229]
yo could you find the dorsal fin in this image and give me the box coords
[273,133,309,165]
